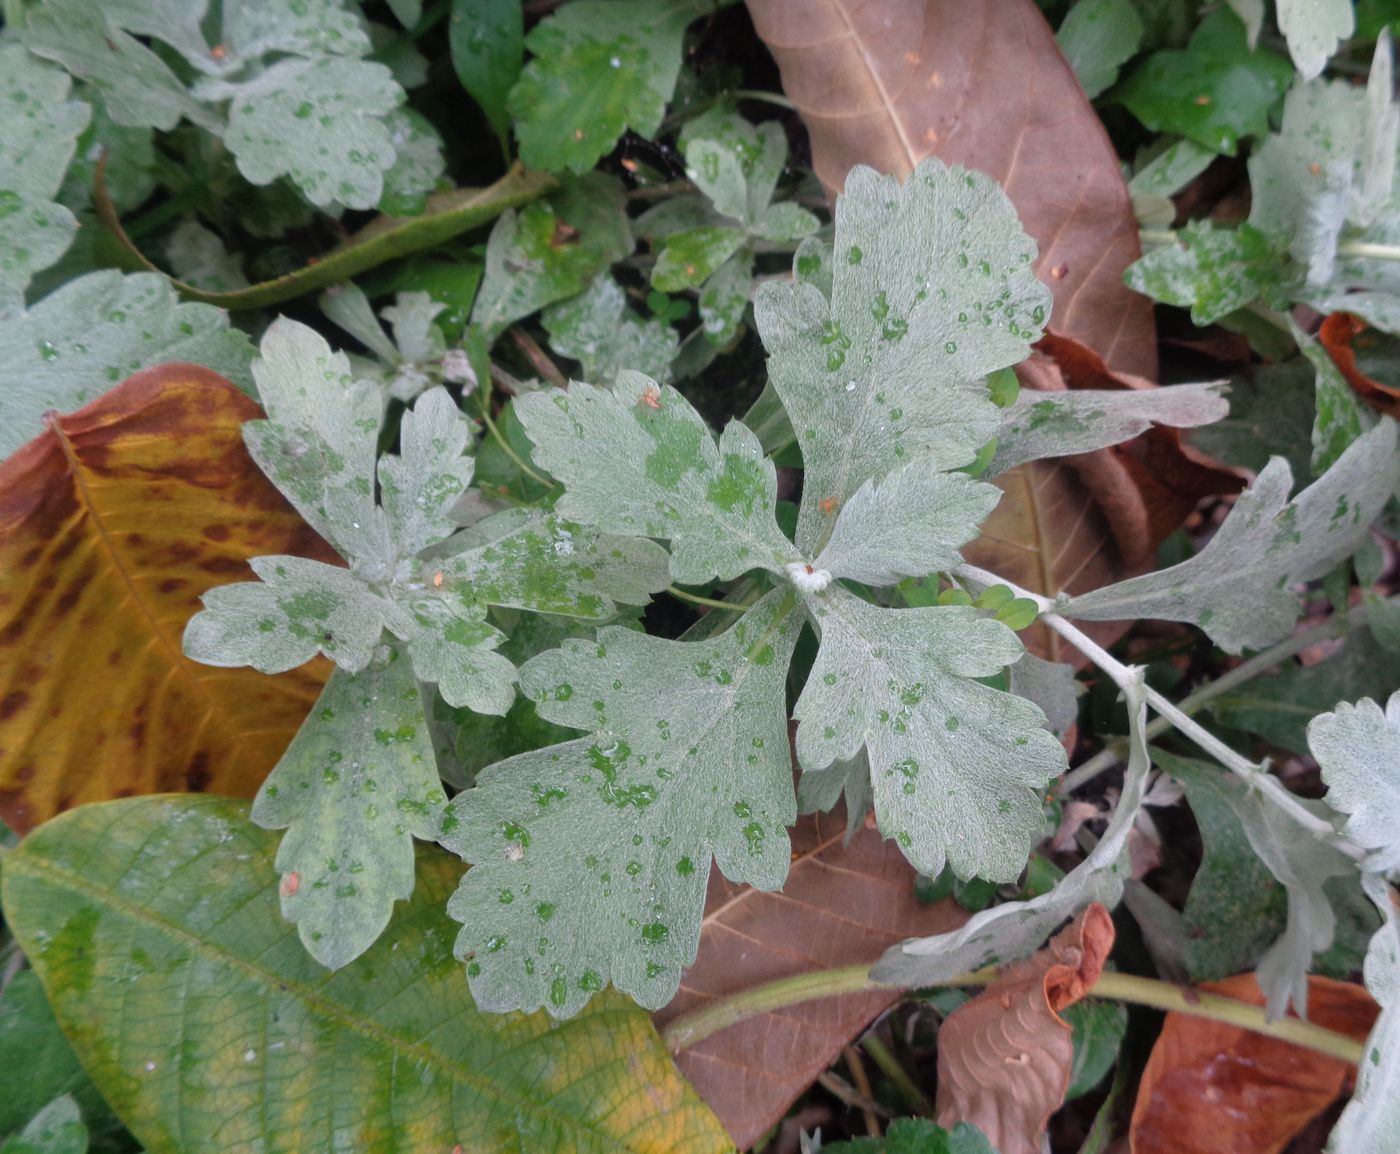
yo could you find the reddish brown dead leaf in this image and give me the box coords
[1318,312,1400,418]
[0,364,333,832]
[1129,973,1379,1154]
[745,0,1155,377]
[652,803,966,1151]
[935,904,1115,1154]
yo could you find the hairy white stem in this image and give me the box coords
[954,564,1366,861]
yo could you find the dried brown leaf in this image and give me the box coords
[935,903,1115,1154]
[745,0,1154,376]
[652,803,965,1150]
[1130,973,1379,1154]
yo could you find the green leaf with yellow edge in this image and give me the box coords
[0,794,732,1154]
[0,365,331,835]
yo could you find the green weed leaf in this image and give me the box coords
[441,589,802,1015]
[449,0,522,152]
[1060,420,1400,653]
[508,0,712,173]
[542,275,679,383]
[1,1096,86,1154]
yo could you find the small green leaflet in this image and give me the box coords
[320,283,469,403]
[166,221,250,293]
[0,45,88,313]
[1126,221,1293,326]
[1059,419,1400,654]
[987,383,1229,475]
[252,644,445,969]
[872,668,1148,985]
[819,1118,996,1154]
[754,159,1051,554]
[0,270,254,459]
[647,108,819,346]
[471,173,632,341]
[449,0,522,154]
[2,1095,87,1154]
[1326,873,1400,1154]
[1310,691,1400,876]
[1116,8,1293,155]
[507,0,713,174]
[374,106,447,217]
[1055,0,1145,100]
[516,373,800,584]
[441,589,801,1016]
[796,587,1064,881]
[1293,320,1375,473]
[542,275,679,384]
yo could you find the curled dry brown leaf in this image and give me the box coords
[652,802,966,1151]
[0,365,333,833]
[744,0,1154,377]
[1129,973,1379,1154]
[934,903,1115,1154]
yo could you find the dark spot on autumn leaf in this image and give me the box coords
[129,720,146,749]
[0,691,29,720]
[203,523,232,542]
[57,794,75,812]
[0,618,24,645]
[198,555,247,576]
[20,545,41,568]
[108,648,123,666]
[115,787,135,798]
[165,542,198,564]
[54,583,83,615]
[158,578,186,594]
[187,752,213,792]
[50,533,80,564]
[14,762,36,783]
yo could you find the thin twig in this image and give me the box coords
[817,1071,894,1122]
[844,1045,883,1137]
[508,328,567,390]
[861,1034,932,1114]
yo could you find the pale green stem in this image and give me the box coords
[661,963,1366,1065]
[954,565,1365,861]
[860,1034,932,1114]
[666,586,757,613]
[1138,227,1400,265]
[476,389,552,488]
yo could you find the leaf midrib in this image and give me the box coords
[4,846,692,1154]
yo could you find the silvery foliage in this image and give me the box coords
[1059,419,1400,653]
[182,319,668,968]
[440,159,1076,1017]
[1227,0,1354,81]
[1310,694,1400,1151]
[21,0,437,210]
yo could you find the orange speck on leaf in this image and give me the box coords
[210,44,226,59]
[573,128,585,141]
[638,386,662,410]
[281,872,300,898]
[1194,94,1211,106]
[432,570,445,589]
[1309,162,1323,175]
[819,496,840,516]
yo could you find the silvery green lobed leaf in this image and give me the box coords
[1327,872,1400,1154]
[0,45,89,313]
[987,383,1229,475]
[183,554,401,674]
[382,290,447,367]
[440,589,802,1016]
[698,249,754,346]
[241,318,393,566]
[377,106,445,216]
[1125,221,1294,325]
[1008,653,1081,741]
[872,668,1148,985]
[377,386,474,557]
[419,508,671,619]
[320,281,402,364]
[797,748,873,842]
[1055,0,1145,100]
[23,0,217,133]
[796,586,1065,881]
[1293,320,1376,474]
[252,644,446,970]
[516,374,800,584]
[1157,749,1355,1018]
[507,0,712,173]
[165,220,250,293]
[222,56,402,210]
[0,270,254,459]
[471,173,632,341]
[1310,691,1400,876]
[811,461,1001,587]
[1277,0,1354,81]
[542,275,679,384]
[1059,419,1400,653]
[754,159,1050,553]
